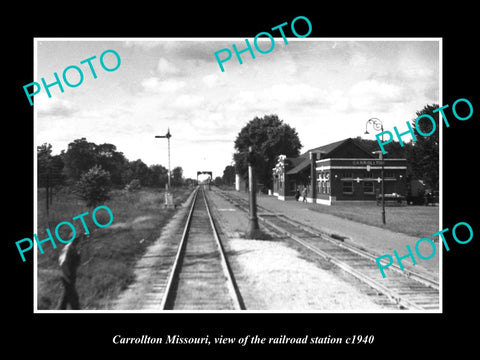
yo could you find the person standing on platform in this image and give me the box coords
[302,187,307,203]
[295,188,300,201]
[58,232,82,310]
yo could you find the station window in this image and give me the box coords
[290,181,296,191]
[364,181,374,194]
[342,181,353,194]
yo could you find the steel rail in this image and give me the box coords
[215,189,439,310]
[218,189,439,289]
[161,186,243,310]
[270,213,439,290]
[202,189,244,310]
[160,187,199,310]
[259,215,424,310]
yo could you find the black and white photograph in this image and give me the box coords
[33,38,441,313]
[6,6,478,355]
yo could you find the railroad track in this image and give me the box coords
[159,186,244,310]
[215,189,440,311]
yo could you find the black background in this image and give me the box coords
[5,4,478,356]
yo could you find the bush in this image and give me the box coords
[75,165,111,207]
[124,179,141,192]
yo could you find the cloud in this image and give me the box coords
[36,97,77,117]
[224,83,338,114]
[173,94,205,108]
[157,57,180,76]
[202,73,226,88]
[140,77,186,93]
[163,41,223,62]
[347,79,410,112]
[266,83,329,105]
[122,41,164,50]
[401,67,434,80]
[349,52,368,68]
[369,67,435,84]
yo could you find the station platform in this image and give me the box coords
[209,188,440,279]
[205,188,391,310]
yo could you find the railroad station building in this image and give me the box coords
[272,138,408,205]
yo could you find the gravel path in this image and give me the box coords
[225,238,386,311]
[208,190,388,311]
[228,190,439,277]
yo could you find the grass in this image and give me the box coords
[300,201,439,238]
[226,188,439,238]
[36,186,193,310]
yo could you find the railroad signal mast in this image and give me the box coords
[155,128,174,208]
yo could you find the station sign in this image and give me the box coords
[352,160,384,166]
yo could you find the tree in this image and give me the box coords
[125,178,141,192]
[37,143,53,188]
[233,114,302,189]
[145,164,168,188]
[63,138,97,182]
[409,104,439,190]
[49,137,172,190]
[37,143,66,189]
[213,176,223,186]
[75,165,111,207]
[172,166,184,186]
[124,159,150,186]
[50,154,66,186]
[222,165,235,186]
[184,178,196,186]
[64,138,130,187]
[95,143,128,186]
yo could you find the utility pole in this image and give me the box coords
[45,171,50,216]
[247,146,259,235]
[365,118,386,225]
[155,128,174,208]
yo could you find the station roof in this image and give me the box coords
[285,138,375,175]
[286,157,311,175]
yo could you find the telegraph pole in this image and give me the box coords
[155,128,174,207]
[247,146,259,235]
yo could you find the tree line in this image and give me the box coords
[38,138,186,206]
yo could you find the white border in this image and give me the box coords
[33,37,442,314]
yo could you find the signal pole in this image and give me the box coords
[155,128,174,208]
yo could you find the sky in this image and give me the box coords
[34,38,440,180]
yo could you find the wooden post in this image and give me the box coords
[248,146,259,234]
[46,172,50,216]
[309,151,317,202]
